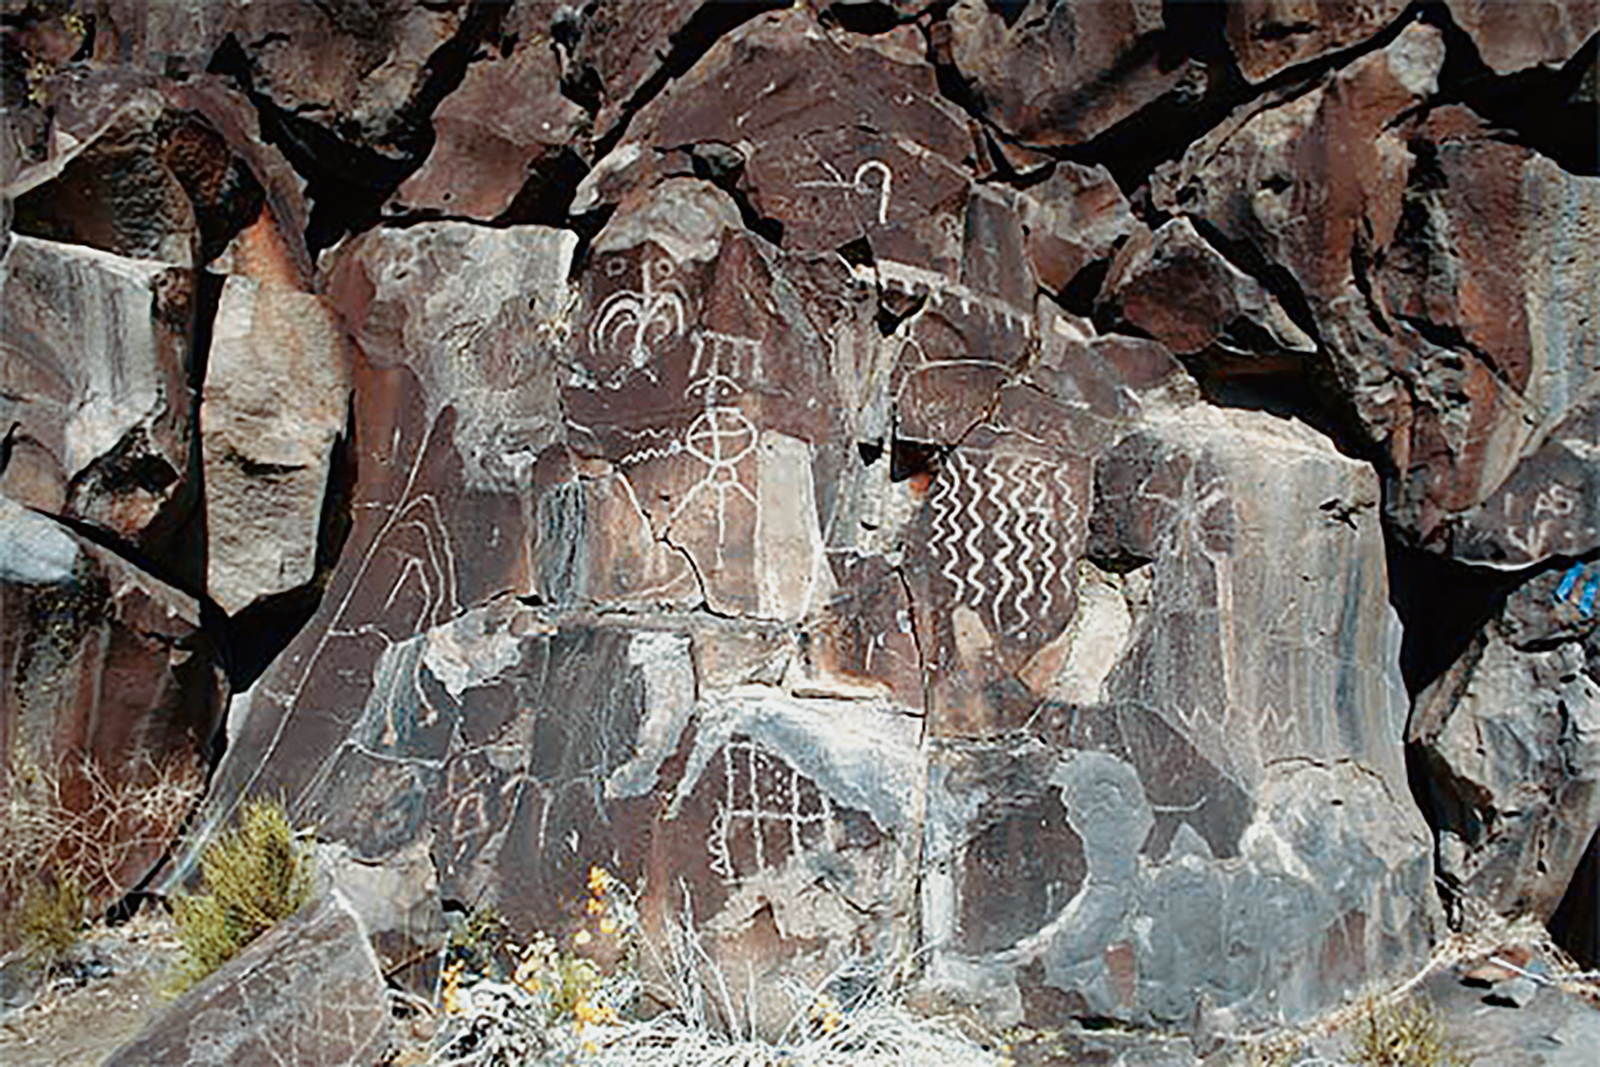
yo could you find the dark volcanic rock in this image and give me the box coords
[1411,572,1600,925]
[1225,0,1412,83]
[1156,23,1600,560]
[1097,216,1315,378]
[1446,0,1600,74]
[921,401,1435,1028]
[103,890,390,1067]
[939,0,1219,148]
[386,6,587,222]
[20,0,1572,1049]
[0,235,197,573]
[0,497,225,901]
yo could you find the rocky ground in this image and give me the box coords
[1,0,1597,1064]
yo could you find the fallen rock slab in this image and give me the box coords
[103,890,390,1067]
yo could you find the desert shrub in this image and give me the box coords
[1350,997,1469,1067]
[169,797,314,992]
[0,746,201,965]
[422,867,1006,1067]
[16,872,85,972]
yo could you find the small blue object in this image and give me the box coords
[1581,575,1599,620]
[1556,562,1584,602]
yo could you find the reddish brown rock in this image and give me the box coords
[1156,22,1600,559]
[939,0,1217,147]
[1447,0,1600,73]
[1226,0,1411,83]
[1097,216,1315,376]
[7,85,229,267]
[0,497,225,901]
[97,0,468,151]
[386,16,586,221]
[103,890,390,1067]
[1020,162,1136,295]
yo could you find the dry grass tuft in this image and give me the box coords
[168,797,314,992]
[420,872,1006,1067]
[1348,997,1469,1067]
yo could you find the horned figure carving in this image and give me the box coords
[590,256,688,388]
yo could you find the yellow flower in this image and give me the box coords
[811,992,843,1034]
[585,897,607,916]
[442,961,467,1015]
[598,916,619,935]
[574,998,620,1026]
[573,929,593,946]
[587,866,615,895]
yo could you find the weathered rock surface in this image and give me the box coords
[1156,22,1600,560]
[1225,0,1412,84]
[7,0,1597,1052]
[1,234,198,574]
[1447,0,1600,73]
[1097,216,1315,377]
[940,0,1218,148]
[385,0,588,222]
[920,402,1433,1027]
[0,496,224,900]
[202,214,352,616]
[1411,572,1600,926]
[103,890,390,1067]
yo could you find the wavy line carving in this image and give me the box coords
[928,450,1078,637]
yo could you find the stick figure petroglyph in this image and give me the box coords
[670,330,761,569]
[590,256,689,388]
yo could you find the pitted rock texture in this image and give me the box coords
[6,0,1600,1048]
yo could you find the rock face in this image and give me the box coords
[103,890,390,1067]
[1153,23,1600,559]
[1,235,197,572]
[6,0,1599,1045]
[0,496,223,904]
[1411,569,1600,925]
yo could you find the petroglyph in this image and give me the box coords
[1503,481,1584,559]
[590,255,690,388]
[928,449,1078,638]
[797,159,894,225]
[707,736,835,886]
[861,257,1035,336]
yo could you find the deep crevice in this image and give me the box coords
[1550,825,1599,967]
[1386,535,1525,697]
[821,2,906,36]
[1420,5,1597,177]
[205,1,509,254]
[585,1,790,165]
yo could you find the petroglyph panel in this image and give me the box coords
[705,736,837,886]
[928,449,1083,641]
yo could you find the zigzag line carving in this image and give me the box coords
[927,450,1078,637]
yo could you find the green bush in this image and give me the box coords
[169,797,314,992]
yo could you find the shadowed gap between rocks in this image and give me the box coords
[1420,3,1598,177]
[1549,826,1599,967]
[583,0,792,164]
[205,1,511,254]
[924,1,1436,197]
